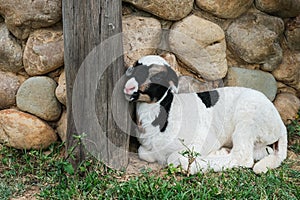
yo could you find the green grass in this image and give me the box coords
[0,116,299,200]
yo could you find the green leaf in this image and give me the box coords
[63,163,75,175]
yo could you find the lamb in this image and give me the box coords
[123,55,287,174]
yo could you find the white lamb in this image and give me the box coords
[123,55,287,174]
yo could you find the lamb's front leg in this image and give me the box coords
[167,148,234,174]
[167,153,199,174]
[138,146,157,163]
[168,151,251,174]
[167,144,228,173]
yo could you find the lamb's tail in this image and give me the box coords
[253,131,287,174]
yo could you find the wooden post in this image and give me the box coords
[62,0,129,169]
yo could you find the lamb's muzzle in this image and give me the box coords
[124,77,139,101]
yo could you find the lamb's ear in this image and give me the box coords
[126,66,134,76]
[148,64,167,75]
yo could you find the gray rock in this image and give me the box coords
[123,16,162,67]
[23,27,64,76]
[0,71,20,109]
[0,109,57,149]
[16,76,62,121]
[0,23,23,72]
[225,67,277,101]
[285,16,300,51]
[195,0,253,19]
[0,0,62,39]
[226,12,284,72]
[123,0,193,20]
[255,0,300,18]
[169,15,228,81]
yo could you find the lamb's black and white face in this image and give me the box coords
[124,63,178,103]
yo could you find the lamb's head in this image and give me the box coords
[124,56,178,103]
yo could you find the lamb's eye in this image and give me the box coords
[151,72,166,83]
[151,75,162,82]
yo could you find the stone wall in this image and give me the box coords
[0,0,299,150]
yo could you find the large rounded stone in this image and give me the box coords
[0,71,20,109]
[0,0,62,39]
[178,76,219,93]
[285,16,300,51]
[160,52,222,93]
[226,12,284,72]
[23,27,64,76]
[195,0,253,19]
[123,0,193,21]
[277,82,298,96]
[160,53,181,75]
[123,16,162,67]
[169,15,228,81]
[47,67,64,82]
[225,67,277,101]
[273,93,300,125]
[255,0,300,18]
[160,52,195,77]
[272,50,300,93]
[55,70,66,105]
[16,76,61,121]
[56,109,67,142]
[0,23,23,72]
[0,109,57,149]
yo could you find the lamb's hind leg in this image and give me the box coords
[176,124,255,174]
[228,124,255,168]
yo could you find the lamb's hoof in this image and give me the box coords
[138,147,156,163]
[167,153,182,167]
[167,153,208,175]
[253,163,268,174]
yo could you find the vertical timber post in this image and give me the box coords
[63,1,129,169]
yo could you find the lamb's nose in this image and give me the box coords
[124,86,137,95]
[124,77,138,95]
